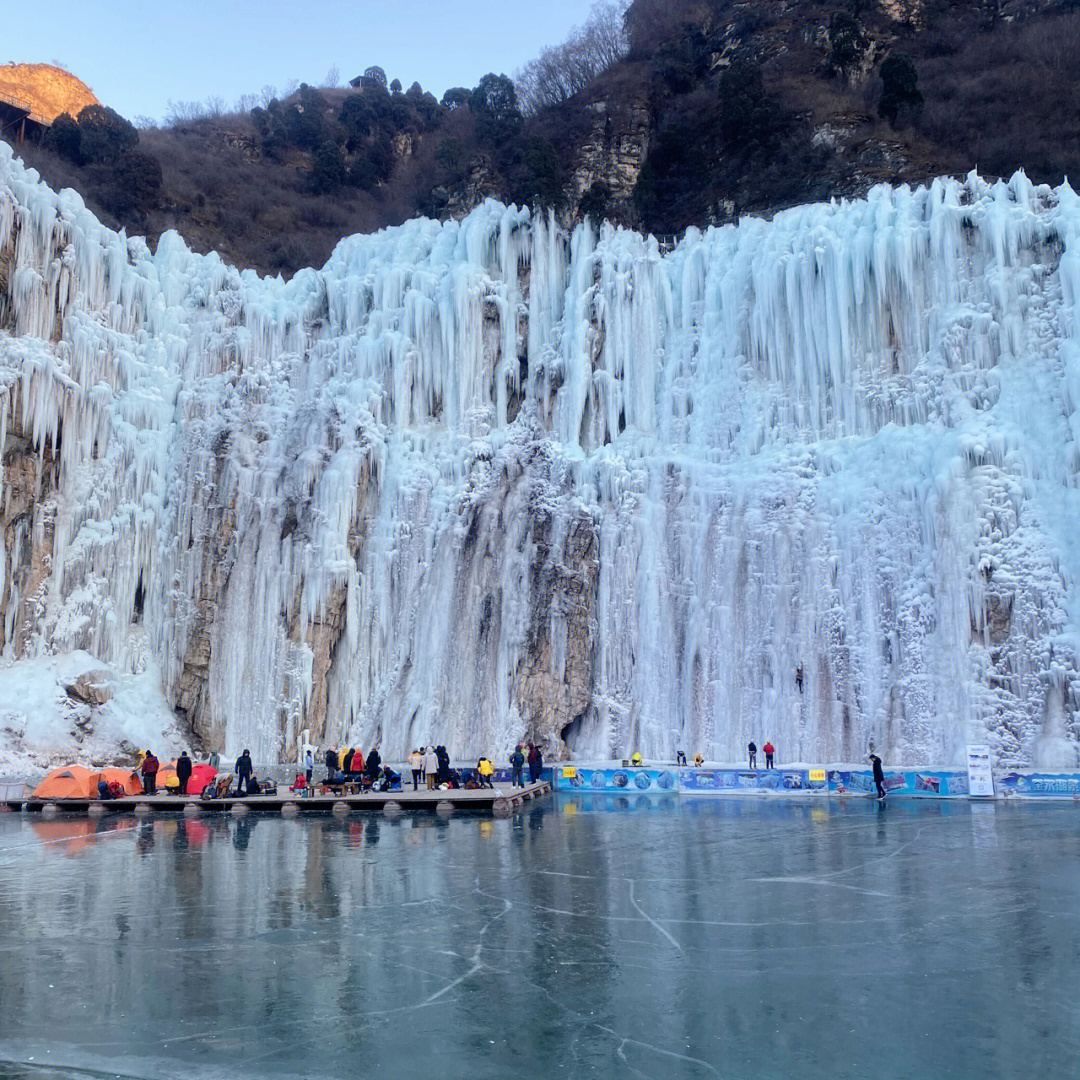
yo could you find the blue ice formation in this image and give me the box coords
[1,140,1078,767]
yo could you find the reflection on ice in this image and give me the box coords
[0,800,1077,1079]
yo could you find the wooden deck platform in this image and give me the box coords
[4,781,552,816]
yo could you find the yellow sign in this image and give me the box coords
[561,766,577,778]
[809,769,826,782]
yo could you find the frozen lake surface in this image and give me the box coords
[1,797,1078,1079]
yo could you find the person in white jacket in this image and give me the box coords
[423,746,438,789]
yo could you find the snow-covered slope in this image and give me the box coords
[0,651,182,774]
[1,142,1078,767]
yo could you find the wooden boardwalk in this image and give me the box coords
[5,780,552,816]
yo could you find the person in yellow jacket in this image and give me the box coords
[476,756,495,789]
[407,748,423,791]
[630,751,643,767]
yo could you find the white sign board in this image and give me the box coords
[966,744,995,798]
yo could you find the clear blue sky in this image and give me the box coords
[5,0,596,122]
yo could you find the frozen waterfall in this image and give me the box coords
[1,141,1079,767]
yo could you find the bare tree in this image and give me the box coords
[204,95,226,118]
[515,0,630,115]
[585,0,629,67]
[325,65,341,88]
[259,85,278,108]
[165,99,207,125]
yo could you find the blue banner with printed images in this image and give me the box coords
[826,769,969,797]
[554,767,828,793]
[998,772,1080,797]
[555,767,680,792]
[549,765,1074,797]
[677,768,824,792]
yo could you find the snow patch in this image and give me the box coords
[0,651,184,776]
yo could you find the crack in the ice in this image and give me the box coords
[627,878,683,952]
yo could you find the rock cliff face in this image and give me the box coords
[0,63,99,127]
[876,0,1047,22]
[2,143,1080,767]
[0,435,57,657]
[569,98,652,217]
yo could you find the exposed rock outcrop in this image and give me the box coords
[569,98,651,217]
[515,506,598,759]
[64,667,116,705]
[0,433,59,656]
[0,63,98,127]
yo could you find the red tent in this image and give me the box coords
[189,763,217,794]
[156,761,217,794]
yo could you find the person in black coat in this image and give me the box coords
[235,749,253,793]
[365,747,381,781]
[869,752,886,801]
[176,751,193,795]
[324,747,341,781]
[510,745,525,788]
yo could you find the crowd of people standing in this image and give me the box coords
[129,737,899,809]
[322,746,398,789]
[318,742,544,791]
[746,741,776,769]
[132,739,552,799]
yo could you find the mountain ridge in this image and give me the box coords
[4,0,1080,277]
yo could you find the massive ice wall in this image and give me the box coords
[1,142,1079,766]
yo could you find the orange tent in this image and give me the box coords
[32,764,142,799]
[31,765,97,799]
[31,818,97,854]
[156,760,180,788]
[90,767,142,796]
[31,816,135,856]
[157,761,216,794]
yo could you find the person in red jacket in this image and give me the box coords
[762,741,775,769]
[140,750,160,794]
